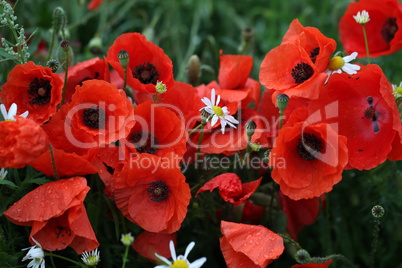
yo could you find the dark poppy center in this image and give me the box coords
[297,133,324,161]
[147,181,169,202]
[364,107,377,120]
[291,63,314,84]
[78,72,100,87]
[132,62,159,84]
[130,132,159,154]
[27,77,52,105]
[364,96,380,133]
[381,17,398,43]
[55,224,72,239]
[309,47,320,63]
[83,106,105,129]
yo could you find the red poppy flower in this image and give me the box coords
[121,100,187,159]
[239,200,264,224]
[270,121,348,200]
[292,260,333,268]
[87,0,103,10]
[339,0,402,58]
[106,33,174,94]
[59,57,110,103]
[196,173,262,205]
[0,61,63,124]
[29,146,98,178]
[278,190,321,240]
[0,116,48,169]
[114,154,191,233]
[4,177,99,254]
[132,231,177,263]
[220,221,284,268]
[388,131,402,161]
[308,64,401,170]
[259,20,336,100]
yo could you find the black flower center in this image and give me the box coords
[130,132,159,154]
[27,78,52,105]
[297,133,324,161]
[147,181,169,202]
[291,63,314,84]
[363,96,380,133]
[381,17,398,43]
[132,62,159,84]
[83,106,105,129]
[309,47,320,63]
[78,72,100,87]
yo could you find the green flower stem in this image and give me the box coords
[279,233,302,250]
[310,254,357,268]
[278,109,285,130]
[188,123,204,136]
[61,51,69,106]
[197,124,205,154]
[369,218,380,268]
[48,144,59,179]
[6,17,25,64]
[121,66,134,101]
[45,252,86,267]
[361,24,371,64]
[122,245,130,268]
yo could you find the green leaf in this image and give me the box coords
[0,180,18,189]
[0,48,14,60]
[23,177,51,185]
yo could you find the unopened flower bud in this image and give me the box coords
[120,233,135,246]
[277,94,289,110]
[187,55,201,86]
[155,81,167,94]
[251,143,261,152]
[53,7,66,35]
[295,249,311,264]
[371,205,385,218]
[88,36,103,55]
[47,59,59,73]
[245,120,257,137]
[200,108,211,122]
[118,49,129,68]
[60,40,70,52]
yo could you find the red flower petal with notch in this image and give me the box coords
[196,173,262,205]
[132,231,177,264]
[220,221,284,268]
[3,177,99,254]
[106,33,174,94]
[0,61,63,124]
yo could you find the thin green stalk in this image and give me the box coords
[279,233,302,250]
[48,144,59,179]
[122,245,130,268]
[61,52,69,106]
[361,25,371,64]
[369,218,380,268]
[188,123,204,136]
[197,125,205,154]
[278,109,285,130]
[6,17,25,64]
[45,252,86,267]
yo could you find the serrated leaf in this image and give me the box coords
[0,180,18,189]
[23,177,51,185]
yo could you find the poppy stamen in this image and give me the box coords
[147,181,169,202]
[130,132,159,154]
[78,72,100,87]
[364,96,380,133]
[297,133,324,161]
[291,63,314,84]
[381,17,398,43]
[27,78,52,105]
[309,47,320,63]
[133,62,159,85]
[83,106,106,129]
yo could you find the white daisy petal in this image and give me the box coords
[9,103,17,119]
[154,241,206,268]
[220,120,227,134]
[343,52,358,62]
[216,94,220,105]
[20,110,29,118]
[0,104,7,120]
[154,252,172,265]
[169,241,177,261]
[211,88,216,106]
[225,115,239,124]
[210,115,219,127]
[342,65,357,75]
[345,63,361,71]
[184,242,195,258]
[190,257,208,268]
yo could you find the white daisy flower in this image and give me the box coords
[21,237,45,268]
[392,82,402,98]
[120,232,135,246]
[325,52,361,84]
[0,103,29,121]
[353,10,370,25]
[200,88,239,134]
[0,168,7,180]
[81,248,101,266]
[154,241,207,268]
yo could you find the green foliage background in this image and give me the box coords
[1,0,402,267]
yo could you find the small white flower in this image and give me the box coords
[0,168,7,180]
[0,103,29,121]
[155,81,167,94]
[392,82,402,98]
[353,10,370,25]
[200,88,239,134]
[155,241,207,268]
[21,237,45,268]
[325,52,361,83]
[120,232,135,246]
[81,248,101,266]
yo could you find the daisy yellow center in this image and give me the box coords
[395,87,402,95]
[328,56,345,71]
[85,256,98,265]
[171,260,189,268]
[212,106,224,117]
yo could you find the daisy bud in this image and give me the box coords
[251,143,261,152]
[88,36,103,55]
[187,55,201,86]
[392,82,402,98]
[118,49,129,68]
[60,40,70,52]
[155,81,167,94]
[277,93,289,110]
[353,10,370,25]
[120,233,135,246]
[46,59,59,73]
[245,120,257,137]
[295,249,311,264]
[371,205,385,218]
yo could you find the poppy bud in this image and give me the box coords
[46,59,59,73]
[60,40,70,52]
[295,249,311,264]
[277,93,289,110]
[242,27,254,43]
[371,205,385,218]
[118,49,129,68]
[88,36,103,55]
[245,120,257,138]
[52,7,66,35]
[187,55,201,86]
